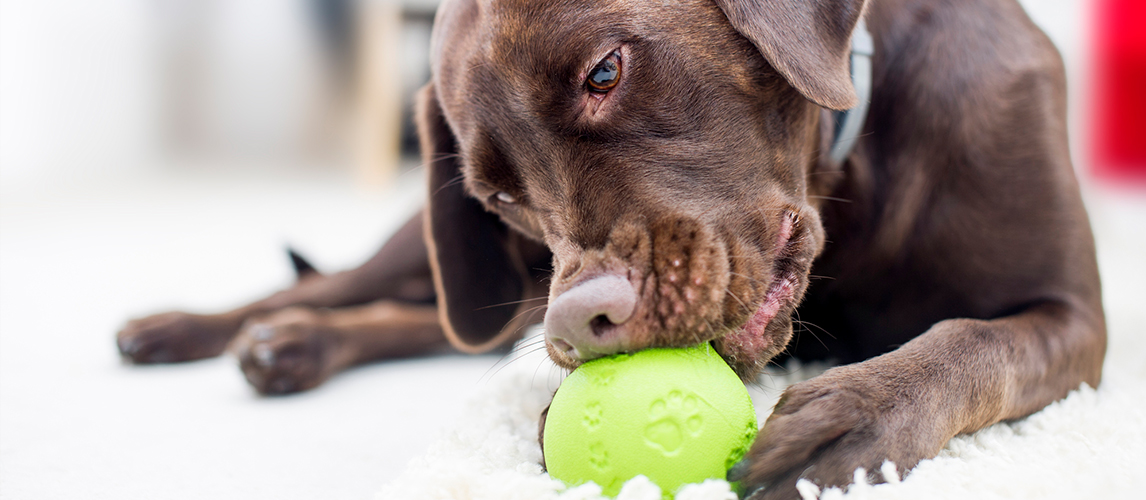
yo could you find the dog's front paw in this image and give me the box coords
[232,308,353,395]
[729,365,938,500]
[117,311,240,363]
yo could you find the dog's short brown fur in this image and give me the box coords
[118,0,1105,497]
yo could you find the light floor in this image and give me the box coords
[0,168,517,500]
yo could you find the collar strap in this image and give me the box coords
[828,19,873,165]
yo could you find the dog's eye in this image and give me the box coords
[586,51,621,93]
[495,192,517,204]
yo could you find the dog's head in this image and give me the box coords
[419,0,865,377]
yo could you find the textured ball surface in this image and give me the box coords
[543,344,757,497]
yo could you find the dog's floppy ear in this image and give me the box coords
[417,84,549,353]
[713,0,866,111]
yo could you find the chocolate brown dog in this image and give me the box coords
[118,0,1105,497]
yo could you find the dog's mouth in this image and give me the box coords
[710,210,808,376]
[716,270,798,365]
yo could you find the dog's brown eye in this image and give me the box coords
[586,52,621,93]
[495,192,517,204]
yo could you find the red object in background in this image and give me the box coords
[1093,0,1146,182]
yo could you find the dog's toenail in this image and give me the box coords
[253,344,275,367]
[149,349,174,363]
[269,379,293,394]
[672,259,682,267]
[727,458,749,481]
[252,325,275,341]
[118,338,138,355]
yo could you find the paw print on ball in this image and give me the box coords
[587,367,616,387]
[589,441,609,471]
[644,390,703,454]
[582,401,603,432]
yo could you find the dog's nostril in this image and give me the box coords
[550,338,575,354]
[589,315,614,336]
[544,275,638,359]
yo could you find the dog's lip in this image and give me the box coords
[727,210,801,341]
[739,271,798,338]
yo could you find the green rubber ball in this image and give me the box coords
[543,343,758,497]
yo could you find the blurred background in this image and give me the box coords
[0,0,1143,193]
[1,0,440,189]
[0,1,1143,499]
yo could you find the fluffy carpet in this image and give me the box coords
[378,341,1143,500]
[378,191,1146,500]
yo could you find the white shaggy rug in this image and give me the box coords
[379,192,1146,500]
[378,343,1143,500]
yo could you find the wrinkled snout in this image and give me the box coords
[543,275,638,361]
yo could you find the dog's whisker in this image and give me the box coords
[480,345,550,384]
[728,271,773,288]
[516,308,548,338]
[489,314,550,367]
[791,319,835,340]
[505,337,545,355]
[430,173,467,197]
[807,195,852,203]
[805,169,848,177]
[723,285,752,315]
[486,339,543,377]
[531,351,564,390]
[490,306,550,361]
[790,308,835,341]
[790,310,832,352]
[412,152,461,170]
[792,322,829,351]
[501,304,549,330]
[473,296,549,311]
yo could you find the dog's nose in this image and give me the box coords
[544,275,638,361]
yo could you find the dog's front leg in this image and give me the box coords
[117,211,434,363]
[230,300,448,394]
[731,300,1105,500]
